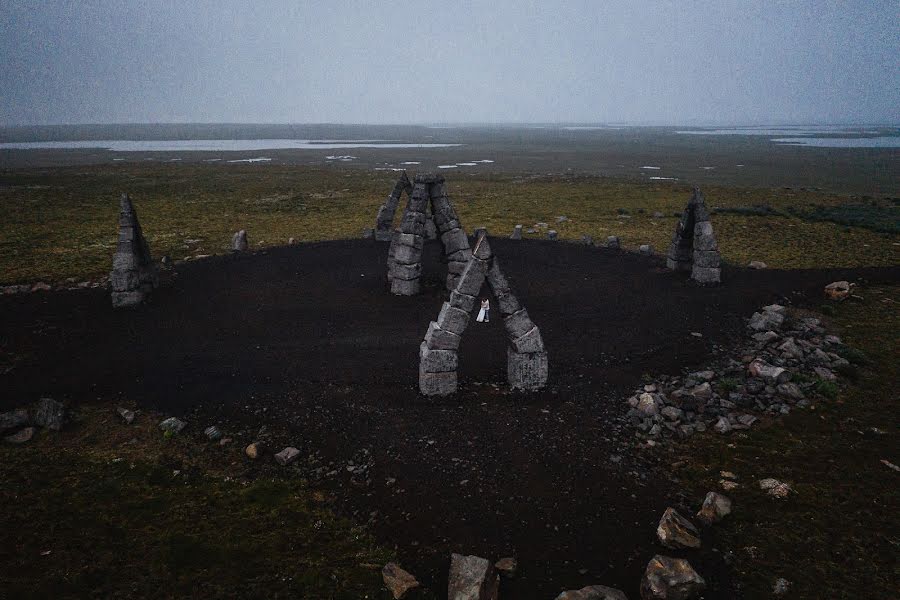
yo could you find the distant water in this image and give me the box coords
[0,139,462,151]
[771,137,900,148]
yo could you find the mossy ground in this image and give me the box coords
[669,285,900,599]
[0,165,897,285]
[0,405,396,599]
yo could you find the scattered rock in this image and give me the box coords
[448,553,499,600]
[748,261,767,269]
[116,407,136,425]
[639,244,653,255]
[4,426,35,444]
[32,398,66,431]
[656,508,701,549]
[382,562,420,599]
[494,557,517,578]
[696,492,732,525]
[288,237,297,245]
[824,280,850,301]
[640,555,706,600]
[713,417,732,434]
[0,408,29,433]
[759,478,793,498]
[554,585,627,600]
[748,359,788,384]
[772,577,790,596]
[637,393,659,416]
[605,236,620,249]
[159,417,186,434]
[547,230,559,240]
[204,426,223,441]
[275,447,300,466]
[748,309,784,331]
[245,442,263,459]
[813,366,836,381]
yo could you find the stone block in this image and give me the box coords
[419,368,457,396]
[396,232,423,249]
[447,248,473,263]
[111,290,146,308]
[510,225,523,240]
[447,260,468,275]
[232,230,248,251]
[275,447,300,466]
[424,321,462,351]
[449,290,477,312]
[389,262,422,281]
[639,244,653,255]
[691,266,721,284]
[441,228,470,255]
[496,290,521,316]
[510,326,544,353]
[507,350,548,391]
[472,235,493,260]
[437,302,470,335]
[693,250,721,268]
[504,309,535,340]
[605,236,621,248]
[392,244,421,265]
[456,259,488,296]
[445,274,461,292]
[374,230,393,242]
[391,277,421,296]
[486,258,510,294]
[666,258,692,272]
[420,342,458,372]
[110,269,141,292]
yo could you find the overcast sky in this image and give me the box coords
[1,0,897,126]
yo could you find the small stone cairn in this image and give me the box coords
[666,188,722,283]
[110,193,159,308]
[387,174,472,295]
[419,230,548,396]
[374,171,413,241]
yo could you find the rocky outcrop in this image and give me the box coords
[110,193,159,307]
[419,231,548,396]
[666,188,721,284]
[447,553,499,600]
[375,172,414,241]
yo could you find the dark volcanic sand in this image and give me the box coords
[2,239,897,598]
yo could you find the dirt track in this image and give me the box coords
[2,238,897,598]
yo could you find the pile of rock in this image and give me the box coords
[666,188,722,284]
[2,398,67,444]
[387,174,472,295]
[419,230,548,396]
[624,303,853,442]
[110,193,159,307]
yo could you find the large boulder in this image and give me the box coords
[640,555,706,600]
[448,553,499,600]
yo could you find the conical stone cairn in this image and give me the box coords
[666,188,721,283]
[110,194,158,307]
[419,229,548,396]
[374,171,413,241]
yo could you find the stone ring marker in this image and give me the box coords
[386,173,472,295]
[666,187,722,283]
[110,193,159,307]
[419,229,548,396]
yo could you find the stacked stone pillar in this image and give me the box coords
[110,193,158,307]
[419,230,548,396]
[374,172,413,241]
[386,174,471,295]
[666,188,722,283]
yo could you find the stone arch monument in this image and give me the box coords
[374,171,413,241]
[418,229,548,396]
[387,173,472,295]
[666,187,722,283]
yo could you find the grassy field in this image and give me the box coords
[0,164,897,285]
[0,404,398,599]
[671,285,900,599]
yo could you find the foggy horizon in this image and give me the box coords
[2,1,898,127]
